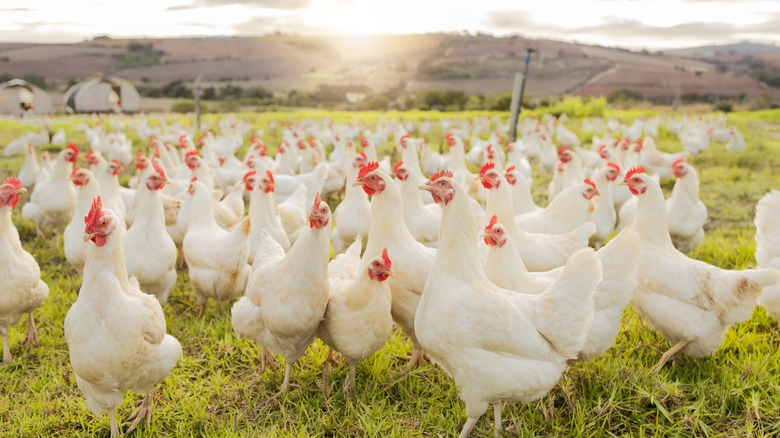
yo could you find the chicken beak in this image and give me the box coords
[618,181,628,186]
[83,233,94,242]
[419,183,432,192]
[385,268,394,278]
[352,180,364,187]
[17,187,27,194]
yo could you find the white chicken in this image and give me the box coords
[183,180,251,315]
[18,144,41,189]
[0,177,49,363]
[356,162,436,369]
[64,196,182,438]
[64,167,102,269]
[516,179,598,235]
[503,165,541,215]
[244,169,291,261]
[22,144,79,234]
[754,190,780,321]
[392,160,441,247]
[232,193,332,392]
[417,170,601,438]
[482,215,640,361]
[622,167,780,372]
[123,163,178,304]
[317,239,393,394]
[666,158,707,253]
[332,152,371,254]
[589,163,620,247]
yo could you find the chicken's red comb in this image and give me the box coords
[430,169,453,181]
[358,161,380,180]
[110,158,121,167]
[84,196,103,231]
[67,144,80,155]
[2,176,23,189]
[243,169,257,182]
[671,157,686,167]
[606,162,620,172]
[382,248,392,270]
[599,145,608,152]
[485,214,499,233]
[479,161,495,177]
[359,150,367,160]
[265,170,274,184]
[190,176,198,182]
[445,132,454,139]
[392,160,404,174]
[70,165,82,177]
[86,150,95,160]
[312,192,322,209]
[505,165,516,174]
[624,166,645,180]
[153,162,167,180]
[584,178,597,191]
[185,150,200,159]
[557,145,569,155]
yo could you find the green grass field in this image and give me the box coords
[1,108,780,437]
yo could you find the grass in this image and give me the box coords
[2,108,780,437]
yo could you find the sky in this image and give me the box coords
[1,0,779,50]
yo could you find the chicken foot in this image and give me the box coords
[652,340,690,373]
[279,362,293,393]
[342,364,357,396]
[493,402,502,437]
[126,391,154,434]
[23,313,40,347]
[260,346,278,373]
[396,348,426,372]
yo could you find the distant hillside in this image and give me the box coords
[1,34,778,104]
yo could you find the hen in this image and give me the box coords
[504,165,540,215]
[332,152,371,254]
[623,167,780,371]
[356,162,437,369]
[0,178,49,363]
[244,169,291,261]
[64,167,103,269]
[755,190,780,320]
[232,193,332,392]
[417,170,601,437]
[64,197,181,438]
[666,158,707,253]
[482,215,640,361]
[392,160,441,247]
[22,144,79,234]
[184,180,251,315]
[316,239,394,394]
[123,163,178,304]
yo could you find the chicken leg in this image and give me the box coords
[109,409,119,438]
[343,364,357,396]
[321,348,337,394]
[260,346,278,373]
[23,313,40,347]
[126,391,154,434]
[652,340,690,373]
[458,417,479,438]
[2,332,12,363]
[279,362,292,393]
[400,348,426,372]
[493,402,502,437]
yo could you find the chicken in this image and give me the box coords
[516,179,597,235]
[183,180,251,315]
[0,177,49,363]
[232,193,332,392]
[212,181,244,230]
[64,167,102,269]
[18,144,41,189]
[244,169,291,262]
[639,137,687,178]
[666,158,707,253]
[22,144,79,234]
[479,163,596,271]
[332,152,371,254]
[589,163,620,248]
[393,160,441,247]
[548,146,585,201]
[97,158,128,223]
[417,170,600,438]
[356,162,436,369]
[316,239,393,394]
[276,183,309,243]
[622,167,780,372]
[482,215,640,361]
[504,165,541,215]
[726,128,746,153]
[123,163,178,304]
[755,190,780,320]
[64,197,182,438]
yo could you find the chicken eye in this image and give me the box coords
[497,229,502,234]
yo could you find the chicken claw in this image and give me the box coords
[651,340,690,373]
[126,391,154,434]
[23,313,40,347]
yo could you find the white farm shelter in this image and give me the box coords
[64,77,141,114]
[0,79,54,116]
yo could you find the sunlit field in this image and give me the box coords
[2,105,780,437]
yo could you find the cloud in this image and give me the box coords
[0,8,32,11]
[572,17,740,41]
[169,0,314,10]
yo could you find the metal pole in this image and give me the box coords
[509,48,536,142]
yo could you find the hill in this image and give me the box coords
[1,34,778,104]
